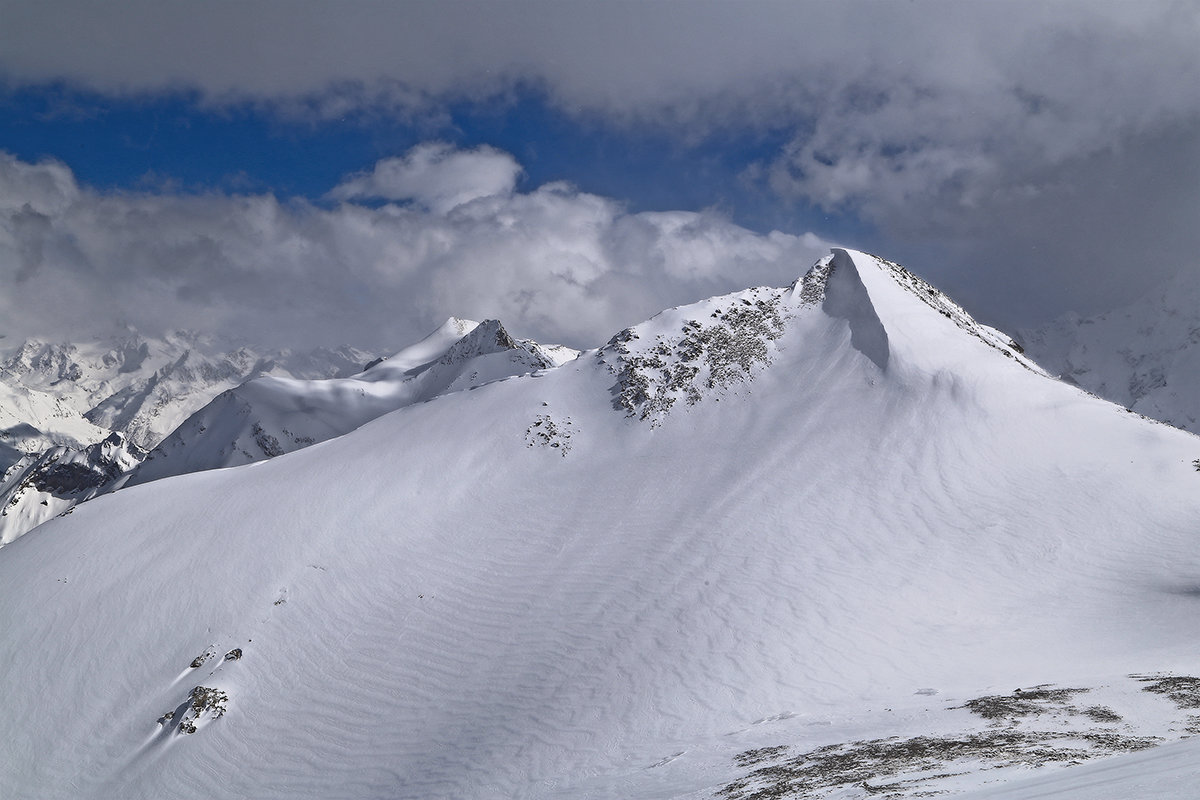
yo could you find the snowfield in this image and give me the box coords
[3,249,1200,799]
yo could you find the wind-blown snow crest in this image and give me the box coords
[2,250,1199,800]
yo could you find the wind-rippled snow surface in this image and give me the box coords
[3,251,1200,799]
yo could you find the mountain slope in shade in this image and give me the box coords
[125,318,578,487]
[1021,268,1200,432]
[3,250,1200,800]
[0,432,144,546]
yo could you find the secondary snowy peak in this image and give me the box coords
[364,316,480,375]
[0,432,143,547]
[125,318,578,487]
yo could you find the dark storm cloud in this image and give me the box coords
[1,1,1198,333]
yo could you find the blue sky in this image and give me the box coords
[1,2,1198,350]
[0,83,859,241]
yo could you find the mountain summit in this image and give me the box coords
[124,317,577,488]
[2,250,1199,800]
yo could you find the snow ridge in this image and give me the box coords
[823,248,889,368]
[0,332,376,457]
[125,318,577,488]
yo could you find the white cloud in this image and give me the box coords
[0,149,831,351]
[329,143,522,213]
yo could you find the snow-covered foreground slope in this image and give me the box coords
[954,734,1200,799]
[1022,269,1200,432]
[126,318,577,487]
[4,250,1200,799]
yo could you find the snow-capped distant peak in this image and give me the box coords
[437,318,566,371]
[365,317,481,375]
[0,431,143,547]
[1022,266,1200,432]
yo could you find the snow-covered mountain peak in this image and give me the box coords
[820,248,890,368]
[823,248,1038,374]
[365,316,481,376]
[436,318,565,371]
[7,249,1200,799]
[440,318,521,361]
[598,248,1040,425]
[0,429,143,546]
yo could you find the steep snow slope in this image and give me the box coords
[3,250,1200,800]
[126,318,578,486]
[1022,269,1200,432]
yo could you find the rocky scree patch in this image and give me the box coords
[598,288,792,425]
[717,676,1200,800]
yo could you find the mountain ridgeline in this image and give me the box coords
[0,319,577,545]
[5,249,1200,799]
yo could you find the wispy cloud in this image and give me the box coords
[329,143,523,213]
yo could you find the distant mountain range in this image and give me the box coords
[0,322,577,545]
[0,332,374,544]
[1021,269,1200,432]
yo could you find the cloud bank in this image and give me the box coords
[0,147,830,351]
[3,2,1199,327]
